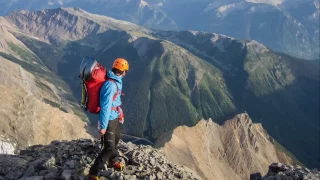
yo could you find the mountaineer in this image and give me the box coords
[79,57,129,179]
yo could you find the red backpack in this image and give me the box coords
[79,57,120,114]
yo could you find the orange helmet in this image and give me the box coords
[112,58,129,72]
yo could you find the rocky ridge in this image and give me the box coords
[250,163,320,180]
[155,113,295,180]
[0,139,201,180]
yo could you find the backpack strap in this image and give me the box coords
[106,79,119,101]
[107,79,124,119]
[80,79,88,110]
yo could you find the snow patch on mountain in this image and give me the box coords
[216,2,249,17]
[204,0,290,13]
[217,3,240,13]
[48,0,66,6]
[204,0,239,12]
[139,0,149,8]
[246,0,285,6]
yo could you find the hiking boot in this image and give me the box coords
[88,174,100,180]
[113,160,125,171]
[109,155,127,166]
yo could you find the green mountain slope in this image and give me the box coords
[153,30,319,167]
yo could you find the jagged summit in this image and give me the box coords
[0,139,201,180]
[155,113,295,180]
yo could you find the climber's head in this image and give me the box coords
[112,58,129,76]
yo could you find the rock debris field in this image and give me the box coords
[0,139,200,180]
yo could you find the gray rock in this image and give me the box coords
[76,175,87,180]
[123,168,136,175]
[68,147,75,153]
[149,158,155,166]
[65,160,77,169]
[284,169,295,176]
[138,165,144,171]
[139,171,149,178]
[42,157,56,169]
[304,168,311,173]
[280,165,289,171]
[147,174,156,180]
[61,170,73,180]
[4,167,25,180]
[118,174,124,180]
[123,175,135,180]
[166,173,174,180]
[55,157,63,166]
[305,171,320,180]
[100,170,113,177]
[156,172,164,179]
[48,167,58,173]
[29,159,45,169]
[109,172,118,179]
[23,165,36,177]
[25,176,44,180]
[85,157,92,163]
[297,169,305,175]
[253,163,320,180]
[71,155,81,160]
[39,170,48,176]
[99,177,109,180]
[155,165,165,172]
[44,173,59,180]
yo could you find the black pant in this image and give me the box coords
[89,119,120,175]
